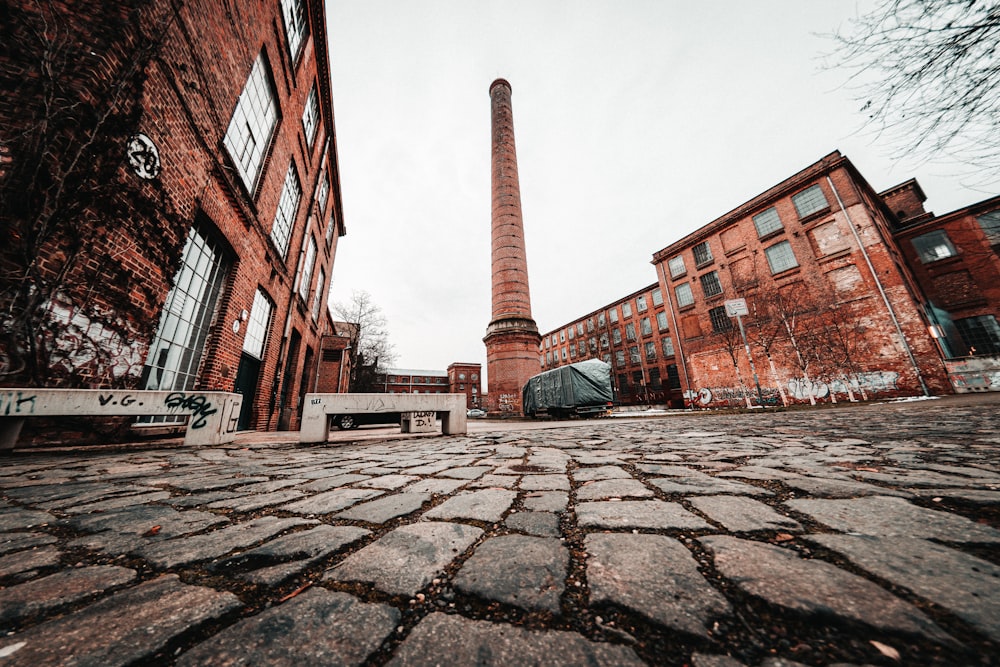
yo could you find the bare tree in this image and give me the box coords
[332,290,396,392]
[0,2,180,387]
[826,0,1000,181]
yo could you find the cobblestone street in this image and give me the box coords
[1,395,999,666]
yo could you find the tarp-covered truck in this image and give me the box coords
[522,359,614,418]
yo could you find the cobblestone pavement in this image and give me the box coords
[1,395,999,666]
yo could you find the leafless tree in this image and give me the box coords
[332,290,396,391]
[826,0,1000,181]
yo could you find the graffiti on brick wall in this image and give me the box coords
[787,371,900,400]
[498,393,517,412]
[688,386,782,407]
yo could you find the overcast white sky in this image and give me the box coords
[324,1,997,382]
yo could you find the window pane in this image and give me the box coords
[298,235,317,300]
[636,295,647,312]
[243,289,273,359]
[693,241,713,266]
[700,271,722,297]
[709,306,732,333]
[625,323,636,341]
[765,240,799,274]
[675,283,694,307]
[645,341,656,359]
[281,0,309,59]
[656,311,668,331]
[301,87,319,148]
[629,346,640,363]
[668,255,686,278]
[977,210,1000,245]
[641,317,652,335]
[271,164,302,258]
[912,230,957,263]
[612,328,622,345]
[752,207,783,237]
[955,315,1000,355]
[622,302,632,317]
[223,53,279,193]
[792,184,828,218]
[608,308,618,323]
[651,288,663,306]
[311,268,325,321]
[662,336,674,356]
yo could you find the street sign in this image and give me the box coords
[724,298,748,317]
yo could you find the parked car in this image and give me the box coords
[334,412,402,430]
[467,408,486,418]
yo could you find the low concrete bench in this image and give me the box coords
[300,393,467,443]
[0,388,242,450]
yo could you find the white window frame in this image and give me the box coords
[765,240,799,274]
[297,235,317,301]
[281,0,309,61]
[223,52,279,194]
[675,283,694,308]
[753,207,783,237]
[792,184,829,218]
[270,163,302,258]
[302,86,320,149]
[667,255,686,278]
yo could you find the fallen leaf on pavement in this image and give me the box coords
[870,640,900,660]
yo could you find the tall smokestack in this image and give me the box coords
[484,78,541,416]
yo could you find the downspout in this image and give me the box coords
[826,176,930,396]
[655,261,694,408]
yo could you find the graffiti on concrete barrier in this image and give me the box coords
[365,396,387,411]
[408,411,436,428]
[165,392,216,429]
[98,393,144,407]
[0,392,36,416]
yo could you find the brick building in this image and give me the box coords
[651,151,951,408]
[539,285,684,408]
[374,363,482,409]
[1,1,344,433]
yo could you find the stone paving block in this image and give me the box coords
[34,485,157,511]
[169,475,269,492]
[327,521,482,596]
[576,479,653,500]
[586,533,730,636]
[423,489,517,522]
[163,491,243,507]
[0,508,55,531]
[691,654,748,667]
[437,466,493,480]
[356,474,420,490]
[910,488,1000,504]
[505,511,561,537]
[454,535,567,612]
[782,477,912,499]
[214,525,369,573]
[688,496,803,533]
[0,565,136,625]
[574,466,631,481]
[519,474,571,491]
[0,575,240,667]
[280,488,383,515]
[787,496,1000,542]
[650,476,772,496]
[176,588,398,667]
[66,505,229,553]
[68,491,174,514]
[334,492,430,524]
[0,532,57,556]
[0,546,61,579]
[297,474,373,492]
[468,474,520,489]
[577,501,712,531]
[137,516,317,568]
[405,478,467,495]
[207,489,305,512]
[236,479,308,493]
[387,612,644,666]
[808,534,1000,641]
[522,491,568,513]
[700,536,952,644]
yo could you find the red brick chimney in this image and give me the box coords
[484,78,541,416]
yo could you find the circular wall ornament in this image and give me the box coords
[126,133,161,180]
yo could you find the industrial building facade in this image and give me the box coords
[1,0,344,433]
[374,363,483,410]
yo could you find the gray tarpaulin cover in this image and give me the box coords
[522,359,613,414]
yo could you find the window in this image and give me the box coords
[645,341,656,360]
[578,340,586,355]
[615,350,625,368]
[281,0,309,60]
[577,323,585,336]
[641,317,652,336]
[912,230,958,263]
[271,164,302,258]
[666,364,681,389]
[545,337,551,349]
[978,211,1000,245]
[311,268,325,321]
[612,328,622,345]
[625,322,637,341]
[570,345,577,359]
[297,235,317,300]
[589,337,598,352]
[602,353,611,365]
[693,241,713,266]
[622,302,632,317]
[567,327,575,340]
[649,367,662,389]
[662,336,674,357]
[709,306,733,333]
[243,289,273,359]
[753,207,783,237]
[955,315,1000,355]
[587,318,595,333]
[598,312,606,327]
[765,240,799,274]
[600,332,609,348]
[651,288,663,306]
[561,348,567,361]
[224,52,279,193]
[667,255,686,278]
[142,226,228,403]
[656,311,668,331]
[302,86,319,148]
[325,215,337,245]
[551,334,558,345]
[629,346,640,363]
[316,171,330,215]
[636,295,648,312]
[546,352,552,364]
[700,271,723,298]
[792,184,829,218]
[675,283,694,308]
[560,330,566,343]
[608,307,619,324]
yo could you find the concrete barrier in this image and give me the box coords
[300,393,467,443]
[0,388,242,450]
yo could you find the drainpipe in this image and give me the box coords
[826,176,930,396]
[655,261,694,408]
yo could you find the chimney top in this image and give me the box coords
[489,78,511,95]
